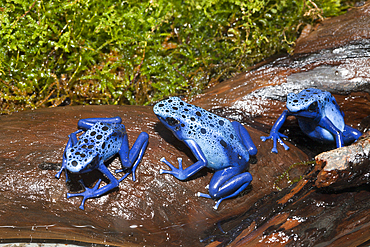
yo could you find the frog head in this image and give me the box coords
[153,97,235,145]
[286,88,331,118]
[65,147,101,174]
[153,97,193,140]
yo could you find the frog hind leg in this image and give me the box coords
[116,132,149,182]
[318,117,345,148]
[231,121,257,156]
[198,166,252,210]
[67,162,119,210]
[343,125,362,144]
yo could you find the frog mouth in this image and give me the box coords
[82,155,100,172]
[67,154,100,173]
[156,115,179,128]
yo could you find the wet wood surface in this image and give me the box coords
[1,2,370,246]
[0,105,307,246]
[204,132,370,247]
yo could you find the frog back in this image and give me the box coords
[154,97,250,170]
[66,122,126,172]
[186,116,249,170]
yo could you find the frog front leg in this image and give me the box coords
[260,110,291,153]
[198,166,252,210]
[116,132,149,182]
[55,129,83,179]
[67,161,119,210]
[160,139,207,180]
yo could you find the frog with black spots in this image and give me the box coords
[153,97,257,210]
[261,88,362,153]
[56,117,149,210]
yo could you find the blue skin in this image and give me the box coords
[261,88,362,153]
[153,97,257,210]
[55,117,149,210]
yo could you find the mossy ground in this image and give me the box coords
[0,0,358,114]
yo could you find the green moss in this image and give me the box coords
[0,0,356,113]
[274,160,315,191]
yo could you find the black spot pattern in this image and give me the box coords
[65,121,126,173]
[287,88,330,114]
[286,88,345,139]
[153,97,249,169]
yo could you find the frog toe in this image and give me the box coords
[260,135,270,142]
[197,192,211,199]
[118,172,130,182]
[277,137,290,151]
[213,198,224,210]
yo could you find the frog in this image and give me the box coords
[261,88,362,153]
[55,117,149,210]
[153,97,257,210]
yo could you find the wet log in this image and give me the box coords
[294,2,370,54]
[191,3,370,132]
[1,1,370,246]
[204,131,370,247]
[0,105,307,246]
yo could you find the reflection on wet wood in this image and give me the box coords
[205,132,370,247]
[0,105,307,246]
[1,2,370,246]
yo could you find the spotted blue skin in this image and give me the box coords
[261,88,362,153]
[153,97,257,210]
[55,117,149,210]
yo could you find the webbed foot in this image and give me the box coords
[260,132,289,153]
[160,157,188,180]
[67,179,102,210]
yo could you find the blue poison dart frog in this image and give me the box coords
[153,97,257,210]
[261,88,362,153]
[55,117,149,210]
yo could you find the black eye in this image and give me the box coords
[308,101,318,112]
[165,117,179,126]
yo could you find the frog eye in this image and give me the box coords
[165,117,179,126]
[308,101,318,112]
